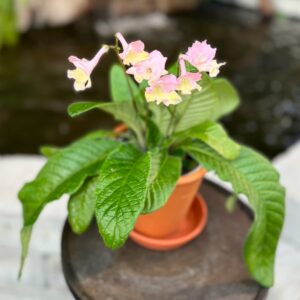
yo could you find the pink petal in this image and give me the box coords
[184,40,216,72]
[68,46,108,76]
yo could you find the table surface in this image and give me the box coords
[61,180,267,300]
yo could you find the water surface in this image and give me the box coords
[0,3,300,157]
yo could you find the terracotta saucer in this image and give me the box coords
[130,194,208,251]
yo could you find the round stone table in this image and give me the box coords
[61,181,267,300]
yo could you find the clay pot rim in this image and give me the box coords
[130,194,208,250]
[178,166,206,186]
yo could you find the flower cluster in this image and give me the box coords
[67,33,225,105]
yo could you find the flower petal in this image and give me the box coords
[67,68,91,92]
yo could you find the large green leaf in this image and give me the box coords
[183,141,285,287]
[176,121,240,160]
[142,152,181,214]
[19,138,119,226]
[109,64,143,103]
[68,101,144,146]
[95,144,151,249]
[39,130,114,158]
[172,75,239,132]
[211,77,240,120]
[68,177,98,234]
[18,138,119,276]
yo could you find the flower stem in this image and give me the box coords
[166,105,177,137]
[111,41,145,149]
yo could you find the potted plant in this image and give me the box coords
[18,33,285,288]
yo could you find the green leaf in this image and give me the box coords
[0,0,18,48]
[211,77,240,120]
[173,75,240,132]
[225,194,238,213]
[169,60,198,74]
[80,129,115,140]
[68,101,144,145]
[142,152,181,214]
[146,119,163,148]
[39,130,114,158]
[68,177,98,234]
[149,103,172,136]
[67,101,100,117]
[109,64,143,103]
[168,61,179,75]
[40,146,60,158]
[18,225,32,279]
[176,121,240,160]
[19,138,119,226]
[18,138,119,276]
[95,144,151,249]
[183,141,285,287]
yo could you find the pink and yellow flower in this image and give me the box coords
[145,74,182,106]
[182,40,225,77]
[127,50,168,83]
[207,60,226,77]
[116,32,149,66]
[183,40,215,72]
[67,45,109,91]
[176,58,202,95]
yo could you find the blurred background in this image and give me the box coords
[1,0,300,158]
[1,1,300,300]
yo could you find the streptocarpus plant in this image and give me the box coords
[18,33,285,287]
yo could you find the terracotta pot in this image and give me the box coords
[113,124,208,250]
[134,167,206,238]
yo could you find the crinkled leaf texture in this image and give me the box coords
[68,177,98,234]
[18,137,119,276]
[68,101,144,143]
[183,141,285,287]
[175,75,239,132]
[40,130,115,158]
[142,152,181,214]
[95,144,152,249]
[176,121,240,160]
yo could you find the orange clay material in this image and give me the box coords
[114,123,128,134]
[113,124,208,247]
[130,194,207,251]
[134,167,206,238]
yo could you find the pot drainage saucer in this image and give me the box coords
[129,194,208,251]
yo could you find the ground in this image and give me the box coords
[1,142,300,299]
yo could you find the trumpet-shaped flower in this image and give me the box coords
[67,45,109,91]
[145,74,182,106]
[208,59,226,77]
[183,40,216,72]
[177,58,202,95]
[127,50,168,83]
[116,32,149,66]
